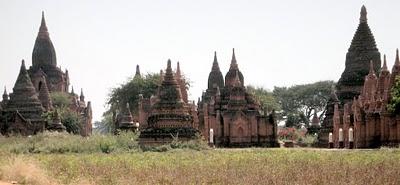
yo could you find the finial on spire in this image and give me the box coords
[382,54,388,71]
[369,60,375,75]
[232,48,237,63]
[71,86,75,94]
[360,5,367,23]
[21,59,25,68]
[167,59,172,70]
[39,11,48,33]
[230,48,238,69]
[396,48,400,65]
[135,65,141,77]
[211,51,220,71]
[176,61,181,77]
[2,85,8,101]
[80,88,85,101]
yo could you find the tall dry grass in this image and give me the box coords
[0,156,56,185]
[1,133,399,184]
[0,148,398,185]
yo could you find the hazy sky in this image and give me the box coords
[1,0,400,122]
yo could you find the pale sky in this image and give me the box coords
[1,0,400,122]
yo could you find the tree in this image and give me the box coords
[93,114,114,134]
[247,85,281,112]
[43,92,83,134]
[273,80,335,127]
[106,73,160,116]
[100,72,191,133]
[388,76,400,114]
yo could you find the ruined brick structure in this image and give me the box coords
[197,49,279,147]
[307,111,321,135]
[113,65,142,132]
[332,56,400,148]
[0,12,92,136]
[136,60,199,145]
[320,6,400,148]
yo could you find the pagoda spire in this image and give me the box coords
[71,86,75,95]
[176,61,181,78]
[212,51,220,71]
[163,59,176,83]
[3,86,8,101]
[382,55,388,72]
[391,49,400,74]
[336,4,380,103]
[135,65,141,78]
[5,59,44,115]
[230,48,238,69]
[360,5,367,23]
[80,88,85,102]
[156,59,184,104]
[3,86,7,96]
[208,51,224,89]
[38,77,53,111]
[14,60,35,91]
[40,11,48,32]
[33,11,57,68]
[176,61,188,103]
[368,60,375,75]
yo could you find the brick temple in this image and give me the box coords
[0,12,92,136]
[197,49,279,147]
[319,6,400,148]
[135,60,199,145]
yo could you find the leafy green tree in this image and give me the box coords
[106,73,160,116]
[273,80,335,127]
[247,85,281,112]
[51,92,71,108]
[100,73,191,133]
[45,92,82,134]
[61,110,82,134]
[93,114,114,134]
[388,76,400,114]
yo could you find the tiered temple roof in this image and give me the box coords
[225,49,244,88]
[138,60,198,145]
[207,52,224,90]
[5,60,44,122]
[336,5,381,102]
[0,12,92,136]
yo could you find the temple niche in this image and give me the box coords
[197,49,279,147]
[0,12,92,136]
[319,6,400,148]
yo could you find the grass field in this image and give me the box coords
[0,133,399,185]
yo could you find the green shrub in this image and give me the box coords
[0,131,141,154]
[141,134,209,152]
[0,131,208,154]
